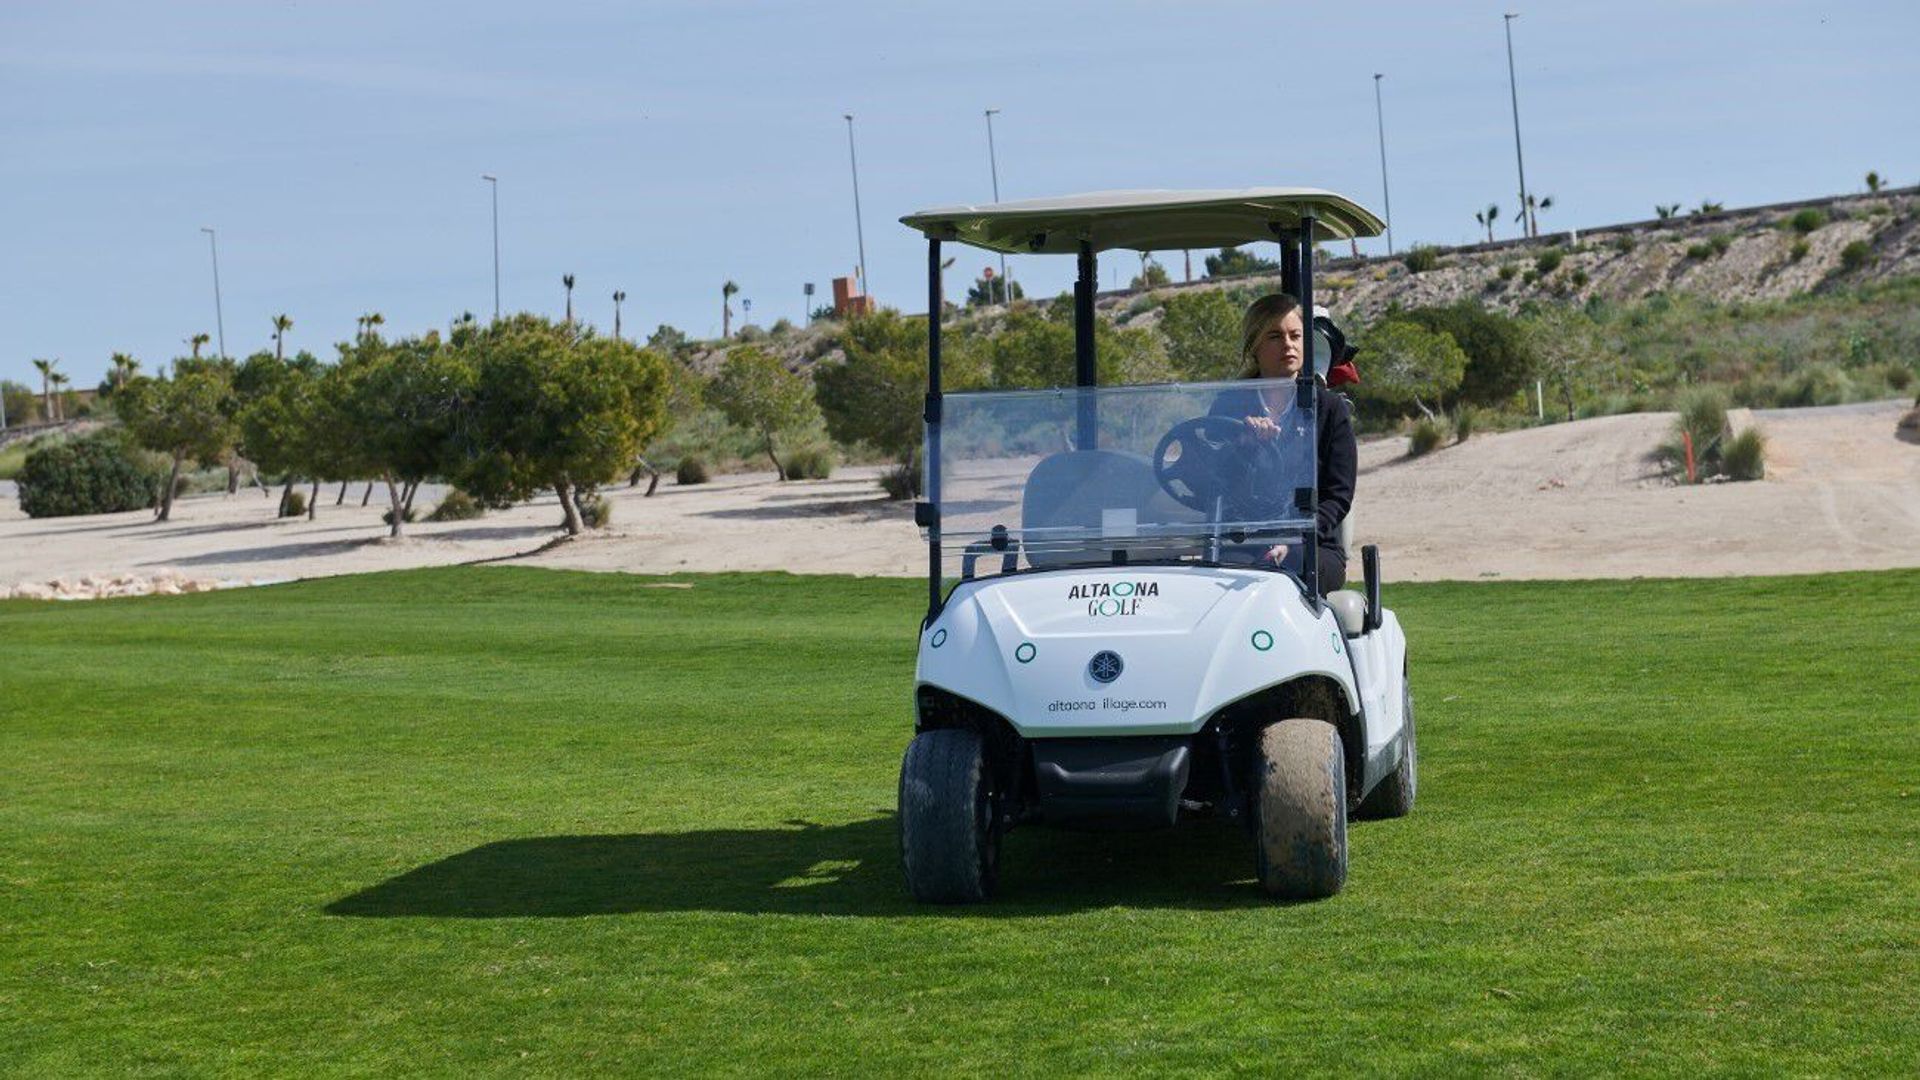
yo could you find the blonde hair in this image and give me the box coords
[1239,293,1302,378]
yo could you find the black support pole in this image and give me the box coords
[1074,240,1097,450]
[925,238,944,623]
[1297,218,1319,603]
[1280,242,1300,298]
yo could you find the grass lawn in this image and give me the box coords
[3,566,1916,1075]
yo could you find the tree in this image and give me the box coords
[331,332,468,538]
[1693,200,1724,215]
[972,305,1170,390]
[2,380,37,425]
[109,353,138,391]
[237,354,322,516]
[32,358,58,421]
[1360,320,1468,418]
[1523,305,1608,421]
[1474,203,1500,243]
[1204,246,1278,278]
[50,373,72,420]
[1516,194,1555,237]
[1157,289,1242,380]
[356,312,385,342]
[1130,257,1170,290]
[965,271,1024,307]
[1655,204,1682,220]
[272,314,294,360]
[647,324,691,358]
[709,346,820,480]
[612,290,626,341]
[187,333,210,359]
[115,363,238,521]
[563,274,576,326]
[457,316,670,536]
[1393,303,1538,408]
[815,309,987,477]
[721,281,740,338]
[1865,171,1883,193]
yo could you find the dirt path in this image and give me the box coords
[4,401,1917,595]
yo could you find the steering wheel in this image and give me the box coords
[1152,415,1254,513]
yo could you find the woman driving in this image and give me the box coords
[1209,293,1357,593]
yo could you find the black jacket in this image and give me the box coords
[1207,383,1356,560]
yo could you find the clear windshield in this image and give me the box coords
[928,378,1317,574]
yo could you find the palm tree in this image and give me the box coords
[1474,203,1500,244]
[49,372,71,421]
[562,274,577,326]
[1866,171,1883,194]
[722,280,740,338]
[357,312,384,342]
[109,352,137,390]
[1515,194,1555,237]
[188,333,210,359]
[612,290,626,341]
[1655,204,1682,220]
[31,358,57,422]
[1693,200,1724,216]
[271,314,293,360]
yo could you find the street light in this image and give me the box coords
[1503,13,1533,237]
[481,174,500,319]
[199,227,226,359]
[803,282,815,323]
[1372,74,1395,255]
[843,114,869,297]
[984,108,1011,301]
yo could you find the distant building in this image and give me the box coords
[832,275,873,318]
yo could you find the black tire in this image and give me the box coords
[898,728,1000,903]
[1254,718,1348,900]
[1356,675,1417,820]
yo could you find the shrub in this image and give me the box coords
[1497,263,1519,281]
[427,489,484,522]
[1886,364,1914,392]
[1453,407,1476,444]
[1403,246,1440,274]
[675,456,710,485]
[1779,365,1853,407]
[1612,234,1637,254]
[1789,238,1811,262]
[879,461,920,500]
[1685,241,1715,261]
[1840,240,1872,271]
[579,494,613,529]
[1569,268,1590,289]
[1786,208,1827,234]
[282,490,307,518]
[784,446,834,480]
[1408,417,1446,458]
[381,507,417,526]
[1899,406,1920,445]
[1674,387,1731,468]
[1534,249,1564,276]
[1710,234,1732,256]
[1721,427,1767,481]
[16,432,164,518]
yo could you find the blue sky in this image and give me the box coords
[3,0,1916,394]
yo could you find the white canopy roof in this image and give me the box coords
[900,187,1385,254]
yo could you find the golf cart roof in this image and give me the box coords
[900,187,1385,255]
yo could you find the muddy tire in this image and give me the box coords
[1357,676,1417,820]
[899,728,999,903]
[1254,718,1348,899]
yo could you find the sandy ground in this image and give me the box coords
[3,401,1917,595]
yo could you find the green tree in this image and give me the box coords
[1157,289,1241,380]
[187,333,210,359]
[1129,257,1170,290]
[722,281,739,338]
[965,274,1024,307]
[237,354,327,517]
[330,333,468,538]
[1361,321,1468,418]
[1655,203,1682,220]
[815,309,987,474]
[32,358,58,422]
[272,314,294,360]
[458,316,670,536]
[562,274,576,326]
[1474,203,1500,243]
[647,324,691,358]
[709,346,820,480]
[115,363,238,520]
[1865,171,1883,193]
[1523,306,1608,421]
[977,306,1171,389]
[2,380,36,425]
[1204,246,1278,278]
[1394,303,1538,408]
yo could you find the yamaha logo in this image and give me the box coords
[1088,650,1124,684]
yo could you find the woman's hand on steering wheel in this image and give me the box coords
[1244,414,1280,441]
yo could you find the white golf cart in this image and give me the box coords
[895,189,1414,902]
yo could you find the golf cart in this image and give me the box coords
[895,189,1414,902]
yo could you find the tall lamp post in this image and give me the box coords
[481,174,501,319]
[984,108,1011,301]
[1372,74,1394,255]
[1503,13,1532,237]
[843,114,869,298]
[199,227,227,359]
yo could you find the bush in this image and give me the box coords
[578,494,613,529]
[1840,240,1872,271]
[1534,249,1564,276]
[1408,417,1446,458]
[1497,263,1518,281]
[1673,388,1730,473]
[879,461,920,500]
[1612,234,1637,254]
[1569,269,1589,289]
[1899,407,1920,445]
[1886,364,1914,392]
[1721,427,1767,481]
[784,446,834,480]
[1789,238,1811,263]
[1786,208,1827,234]
[427,489,485,522]
[1710,234,1732,256]
[16,432,164,518]
[1453,407,1476,444]
[1685,241,1715,261]
[1403,246,1440,274]
[1779,365,1853,407]
[282,490,307,518]
[381,507,417,526]
[675,456,710,485]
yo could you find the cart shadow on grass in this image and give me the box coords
[325,815,1288,919]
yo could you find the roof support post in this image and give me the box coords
[1281,242,1300,298]
[925,237,944,623]
[1297,217,1320,604]
[1074,239,1097,450]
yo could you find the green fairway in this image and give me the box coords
[3,567,1916,1075]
